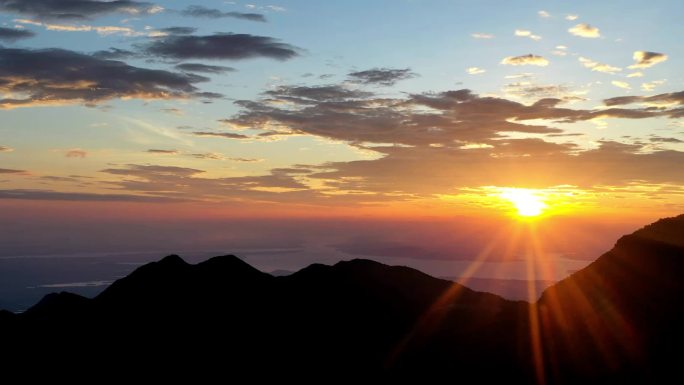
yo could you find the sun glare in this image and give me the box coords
[499,188,547,217]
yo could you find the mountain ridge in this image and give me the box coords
[1,214,683,383]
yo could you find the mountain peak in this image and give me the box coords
[159,254,188,266]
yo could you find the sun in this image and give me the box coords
[499,188,548,217]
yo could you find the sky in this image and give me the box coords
[1,1,683,307]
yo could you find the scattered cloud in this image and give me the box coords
[0,26,35,42]
[347,68,417,86]
[603,91,684,108]
[189,152,225,160]
[467,67,486,75]
[501,54,549,66]
[14,18,144,36]
[471,33,494,39]
[626,72,644,78]
[161,107,183,115]
[578,56,621,74]
[175,63,236,74]
[228,157,264,163]
[180,5,266,22]
[514,29,541,41]
[0,189,184,202]
[641,80,666,91]
[611,80,631,90]
[0,47,214,108]
[65,149,87,158]
[91,47,138,60]
[0,145,13,152]
[568,23,600,38]
[538,10,550,18]
[147,149,179,155]
[0,0,162,20]
[566,14,578,21]
[141,33,301,61]
[0,168,26,174]
[192,131,250,139]
[158,26,197,35]
[263,85,373,102]
[629,51,668,69]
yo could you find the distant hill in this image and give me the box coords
[441,276,555,301]
[2,214,683,383]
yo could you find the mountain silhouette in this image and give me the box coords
[1,215,683,383]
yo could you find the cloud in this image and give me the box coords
[158,26,196,35]
[538,10,550,18]
[650,136,683,143]
[192,131,250,139]
[141,33,300,61]
[0,168,25,174]
[568,23,600,38]
[501,54,549,66]
[147,149,179,155]
[96,164,316,203]
[263,85,373,102]
[566,14,578,21]
[0,0,162,20]
[467,67,486,75]
[471,33,493,39]
[578,56,621,74]
[0,47,214,108]
[347,68,416,86]
[188,152,225,160]
[611,80,631,90]
[180,5,266,22]
[629,51,668,69]
[0,145,13,152]
[627,72,643,78]
[0,189,184,202]
[228,157,263,163]
[603,91,684,107]
[642,80,666,91]
[65,149,87,158]
[91,47,139,60]
[175,63,236,74]
[514,29,541,41]
[0,27,34,42]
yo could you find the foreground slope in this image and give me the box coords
[1,214,683,383]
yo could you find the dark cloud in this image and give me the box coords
[630,51,668,69]
[192,131,250,139]
[0,27,35,42]
[188,152,224,160]
[142,33,300,61]
[102,164,204,178]
[180,5,266,22]
[228,87,603,147]
[0,168,25,174]
[0,47,210,108]
[0,0,161,20]
[650,136,683,143]
[175,63,236,74]
[97,164,320,203]
[91,47,139,60]
[159,26,196,35]
[604,91,684,106]
[147,149,179,154]
[65,149,87,158]
[0,189,183,202]
[263,85,373,103]
[347,68,416,86]
[0,145,13,152]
